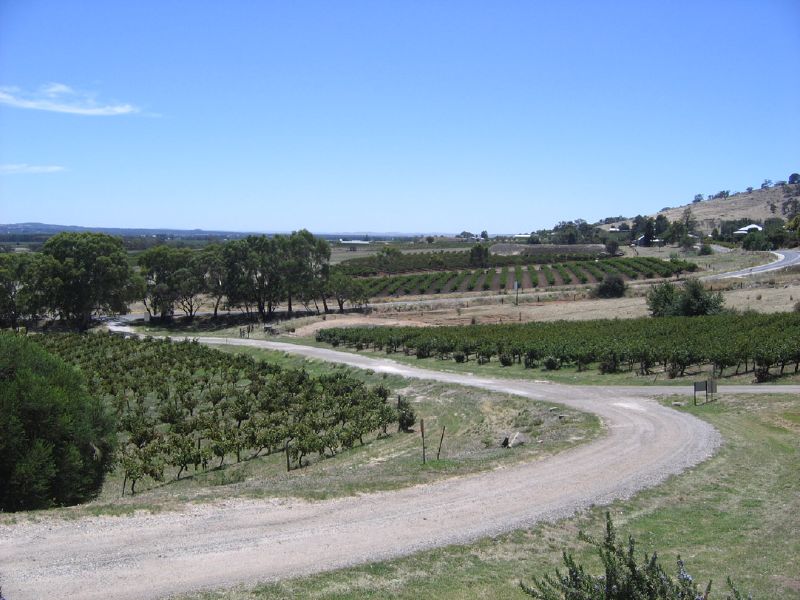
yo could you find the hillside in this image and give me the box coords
[603,182,800,234]
[656,183,799,233]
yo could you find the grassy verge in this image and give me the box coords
[185,392,800,599]
[1,346,599,523]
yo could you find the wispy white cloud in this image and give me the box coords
[0,82,139,116]
[0,163,67,175]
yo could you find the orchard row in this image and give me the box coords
[33,333,398,495]
[361,257,696,297]
[316,312,800,382]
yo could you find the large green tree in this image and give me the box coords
[42,232,137,329]
[138,245,187,320]
[0,334,116,511]
[198,244,227,318]
[224,236,283,320]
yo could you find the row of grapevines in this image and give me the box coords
[565,263,589,284]
[553,264,573,284]
[540,265,556,286]
[33,334,398,495]
[362,258,697,297]
[499,266,509,290]
[317,313,800,381]
[338,249,606,277]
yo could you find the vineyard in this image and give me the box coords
[316,312,800,381]
[31,334,397,495]
[360,257,697,297]
[336,248,608,277]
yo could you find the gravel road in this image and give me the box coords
[3,338,793,600]
[702,248,800,280]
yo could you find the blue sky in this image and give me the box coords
[1,1,798,234]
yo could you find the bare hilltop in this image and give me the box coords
[605,179,799,234]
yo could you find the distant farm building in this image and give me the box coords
[733,224,763,236]
[339,239,371,252]
[634,235,663,246]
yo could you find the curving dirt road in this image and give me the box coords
[2,339,794,600]
[702,248,800,280]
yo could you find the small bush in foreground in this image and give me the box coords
[520,513,751,600]
[0,334,116,511]
[397,396,416,432]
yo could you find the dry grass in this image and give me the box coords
[186,393,800,600]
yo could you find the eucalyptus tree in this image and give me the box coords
[42,232,137,330]
[198,244,227,317]
[224,236,283,320]
[0,253,52,328]
[138,245,187,320]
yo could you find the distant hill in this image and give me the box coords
[656,184,799,233]
[602,182,800,234]
[0,223,427,241]
[0,222,257,239]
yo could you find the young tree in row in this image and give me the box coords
[327,270,368,313]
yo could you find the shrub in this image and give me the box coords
[742,230,770,251]
[646,282,678,317]
[396,396,416,432]
[520,513,750,600]
[0,334,116,511]
[594,274,627,298]
[499,353,514,367]
[699,243,713,255]
[599,351,620,374]
[647,280,724,317]
[542,356,560,370]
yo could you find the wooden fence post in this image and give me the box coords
[421,418,426,464]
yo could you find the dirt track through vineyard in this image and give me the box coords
[3,338,796,600]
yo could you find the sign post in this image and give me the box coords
[693,381,707,406]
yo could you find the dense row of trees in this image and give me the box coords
[0,230,372,330]
[0,233,139,330]
[138,230,332,321]
[32,333,401,496]
[316,312,800,381]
